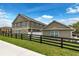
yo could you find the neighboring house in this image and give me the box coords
[12,14,46,35]
[42,21,75,38]
[72,33,79,38]
[0,27,12,33]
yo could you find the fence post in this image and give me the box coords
[7,33,8,36]
[4,32,5,36]
[3,32,4,36]
[21,33,23,40]
[8,33,9,37]
[5,33,6,36]
[61,38,63,48]
[15,33,17,39]
[29,34,32,41]
[40,35,42,43]
[11,33,12,38]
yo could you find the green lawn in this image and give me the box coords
[0,35,79,56]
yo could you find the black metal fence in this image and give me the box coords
[0,32,79,51]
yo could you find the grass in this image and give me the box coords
[0,35,79,56]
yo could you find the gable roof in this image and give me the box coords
[12,14,46,26]
[43,20,75,31]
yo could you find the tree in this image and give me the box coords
[72,22,79,33]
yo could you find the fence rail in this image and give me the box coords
[0,32,79,51]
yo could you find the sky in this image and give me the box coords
[0,3,79,27]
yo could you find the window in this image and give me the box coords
[28,29,40,32]
[50,31,55,36]
[32,29,40,32]
[16,30,21,33]
[18,23,21,27]
[14,24,16,27]
[50,31,59,37]
[55,31,59,37]
[32,22,36,26]
[14,23,18,27]
[21,22,27,27]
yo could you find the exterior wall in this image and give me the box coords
[12,15,46,34]
[28,32,42,35]
[13,18,45,30]
[12,28,28,34]
[43,30,73,38]
[30,21,45,30]
[12,21,28,28]
[42,30,50,36]
[42,21,74,38]
[12,21,30,33]
[58,31,72,38]
[12,21,44,33]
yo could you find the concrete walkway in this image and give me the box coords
[0,40,45,56]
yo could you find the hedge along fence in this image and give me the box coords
[1,32,79,51]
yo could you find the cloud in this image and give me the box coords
[57,18,79,25]
[66,4,79,13]
[35,15,79,25]
[42,15,53,19]
[66,8,78,13]
[35,15,54,24]
[0,9,12,27]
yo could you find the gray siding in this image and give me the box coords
[43,30,73,38]
[58,31,72,38]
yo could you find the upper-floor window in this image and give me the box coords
[21,22,27,27]
[39,24,43,27]
[18,23,21,27]
[33,22,41,27]
[31,22,35,27]
[14,24,17,27]
[14,23,21,27]
[13,22,27,27]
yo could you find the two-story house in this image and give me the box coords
[12,14,46,35]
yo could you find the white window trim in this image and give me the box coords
[55,31,59,37]
[50,31,59,37]
[70,31,73,38]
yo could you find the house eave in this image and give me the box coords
[42,28,75,31]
